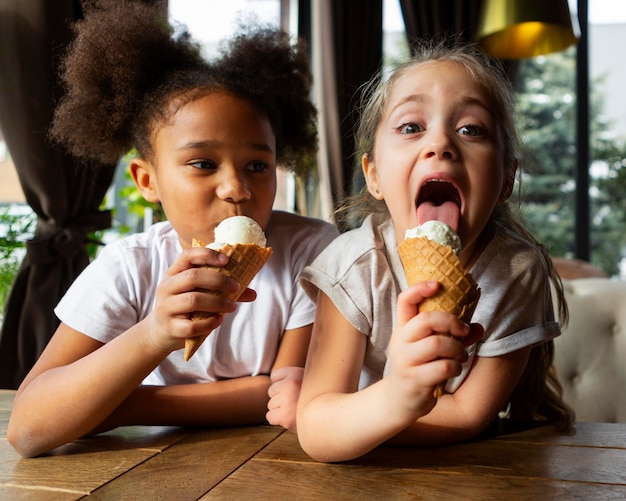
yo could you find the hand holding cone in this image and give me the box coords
[398,232,480,398]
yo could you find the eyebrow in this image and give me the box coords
[177,140,274,154]
[390,94,491,114]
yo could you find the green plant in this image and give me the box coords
[114,150,165,235]
[0,205,35,312]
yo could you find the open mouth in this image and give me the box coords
[416,180,462,231]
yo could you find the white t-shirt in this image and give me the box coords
[301,214,560,391]
[55,211,338,385]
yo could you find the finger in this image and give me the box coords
[402,310,470,344]
[160,266,240,301]
[267,395,277,409]
[431,334,469,362]
[267,390,283,407]
[167,247,229,277]
[191,267,241,297]
[159,283,237,316]
[415,358,465,387]
[266,407,281,425]
[268,383,280,399]
[463,323,484,347]
[190,290,239,318]
[267,379,286,399]
[159,313,224,343]
[400,332,468,366]
[270,366,293,383]
[186,313,225,334]
[238,288,257,303]
[396,281,440,326]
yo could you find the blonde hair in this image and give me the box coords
[341,40,574,430]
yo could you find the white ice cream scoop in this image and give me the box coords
[405,220,462,256]
[207,215,267,249]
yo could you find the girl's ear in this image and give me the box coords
[499,159,518,202]
[362,153,384,200]
[129,158,160,203]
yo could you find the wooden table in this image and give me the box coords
[2,389,626,500]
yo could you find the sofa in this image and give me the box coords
[553,277,626,423]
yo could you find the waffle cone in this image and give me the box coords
[398,235,480,397]
[184,239,273,361]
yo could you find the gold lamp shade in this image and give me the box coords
[476,0,578,59]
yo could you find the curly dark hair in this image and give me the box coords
[49,0,318,177]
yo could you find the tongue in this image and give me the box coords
[417,201,460,232]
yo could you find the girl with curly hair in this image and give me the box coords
[8,0,337,457]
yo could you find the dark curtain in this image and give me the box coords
[399,0,484,47]
[329,0,383,206]
[0,0,116,388]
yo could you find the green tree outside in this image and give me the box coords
[514,47,626,277]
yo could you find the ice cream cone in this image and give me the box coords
[398,235,480,397]
[184,238,273,361]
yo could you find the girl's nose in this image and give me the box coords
[423,127,458,161]
[216,169,251,203]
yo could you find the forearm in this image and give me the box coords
[8,321,168,457]
[299,388,495,462]
[101,375,272,430]
[297,379,416,462]
[387,394,489,447]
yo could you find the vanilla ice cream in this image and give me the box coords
[405,221,461,256]
[207,215,267,249]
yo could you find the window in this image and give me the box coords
[515,0,626,277]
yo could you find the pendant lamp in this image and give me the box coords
[475,0,578,59]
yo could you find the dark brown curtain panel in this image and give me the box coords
[399,0,484,48]
[328,0,383,206]
[0,0,116,388]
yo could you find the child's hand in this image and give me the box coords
[146,246,255,353]
[266,366,304,432]
[385,281,481,421]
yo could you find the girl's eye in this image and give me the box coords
[247,161,270,173]
[458,124,484,137]
[190,160,217,170]
[398,122,423,134]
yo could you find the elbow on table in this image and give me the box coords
[295,416,339,462]
[297,437,346,463]
[297,427,368,463]
[297,437,328,463]
[7,433,39,458]
[7,419,52,458]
